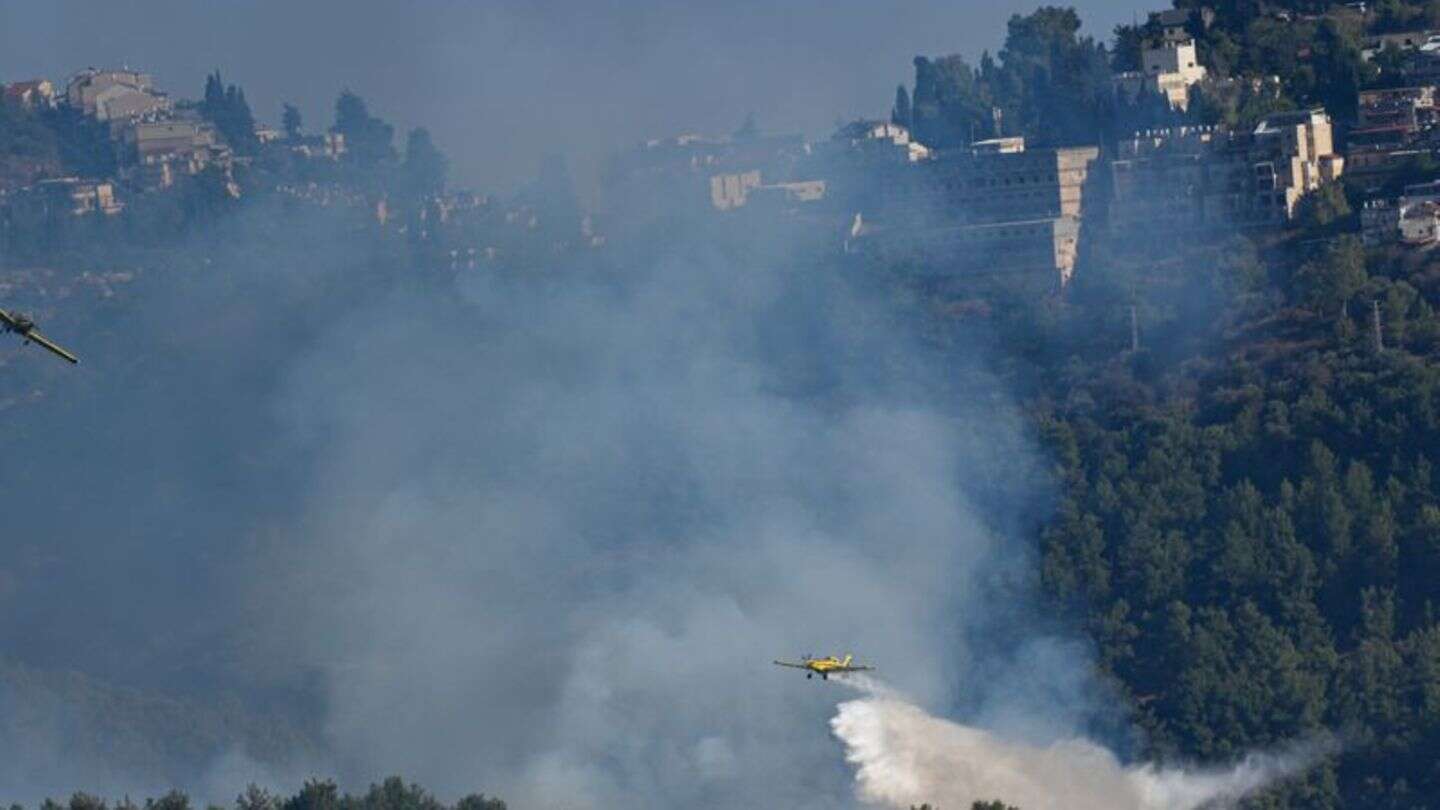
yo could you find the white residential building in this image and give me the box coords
[1113,39,1208,111]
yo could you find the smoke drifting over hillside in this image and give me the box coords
[0,206,1328,808]
[246,233,1060,809]
[0,8,1321,810]
[0,125,1090,807]
[832,681,1333,810]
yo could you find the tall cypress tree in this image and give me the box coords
[332,89,395,167]
[402,127,448,198]
[891,84,912,129]
[198,70,258,154]
[281,103,303,141]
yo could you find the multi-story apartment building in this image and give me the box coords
[1357,86,1437,131]
[888,138,1098,225]
[1109,110,1345,235]
[850,137,1101,286]
[1346,87,1440,191]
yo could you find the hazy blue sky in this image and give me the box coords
[0,1,1150,190]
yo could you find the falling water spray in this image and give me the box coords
[828,678,1335,810]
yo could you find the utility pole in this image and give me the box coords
[1373,299,1384,353]
[1130,304,1140,353]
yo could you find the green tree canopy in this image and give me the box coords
[1295,183,1353,238]
[402,127,448,198]
[199,70,259,154]
[1292,237,1368,316]
[281,103,303,141]
[908,6,1114,148]
[332,89,395,167]
[892,84,912,128]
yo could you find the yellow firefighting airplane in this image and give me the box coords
[773,654,874,680]
[0,308,78,364]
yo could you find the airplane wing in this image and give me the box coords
[24,330,79,364]
[0,309,18,330]
[839,665,875,672]
[773,660,809,669]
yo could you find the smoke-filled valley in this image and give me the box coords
[0,198,1341,810]
[2,199,1084,808]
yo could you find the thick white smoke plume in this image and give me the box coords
[0,209,1334,808]
[250,234,1343,810]
[248,240,1065,810]
[831,680,1334,810]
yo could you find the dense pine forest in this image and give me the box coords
[1018,235,1440,806]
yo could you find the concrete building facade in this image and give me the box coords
[123,118,219,161]
[67,68,146,109]
[850,137,1101,286]
[92,84,169,122]
[1109,110,1345,235]
[1346,87,1440,192]
[1114,39,1208,111]
[1357,86,1438,131]
[904,142,1100,225]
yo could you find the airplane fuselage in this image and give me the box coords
[773,654,873,680]
[801,657,849,673]
[1,308,79,364]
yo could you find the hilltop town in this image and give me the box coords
[6,3,1440,291]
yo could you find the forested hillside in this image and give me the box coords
[882,2,1440,800]
[1016,193,1440,808]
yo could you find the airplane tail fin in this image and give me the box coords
[843,654,853,667]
